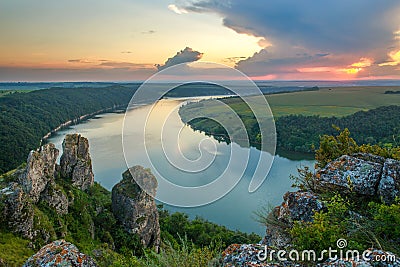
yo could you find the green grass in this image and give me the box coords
[182,86,400,120]
[0,232,34,266]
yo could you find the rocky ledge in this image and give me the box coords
[222,153,400,266]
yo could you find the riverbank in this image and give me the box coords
[42,104,126,140]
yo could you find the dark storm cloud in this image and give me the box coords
[156,47,203,71]
[176,0,400,53]
[174,0,400,78]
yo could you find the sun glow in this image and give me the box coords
[339,58,372,74]
[379,50,400,66]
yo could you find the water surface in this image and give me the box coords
[48,98,314,235]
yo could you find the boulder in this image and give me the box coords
[19,143,59,202]
[60,134,94,191]
[112,166,160,251]
[23,240,97,267]
[262,191,324,248]
[378,158,400,204]
[315,155,382,196]
[276,191,324,224]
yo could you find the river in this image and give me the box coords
[48,98,314,235]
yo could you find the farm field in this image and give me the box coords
[185,86,400,120]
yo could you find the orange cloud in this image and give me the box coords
[350,57,372,68]
[339,57,373,74]
[379,50,400,66]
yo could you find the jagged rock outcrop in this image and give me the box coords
[315,155,382,196]
[315,154,400,203]
[262,191,324,248]
[60,134,94,191]
[378,158,400,204]
[41,182,69,215]
[0,134,97,242]
[19,143,59,203]
[23,240,97,267]
[112,166,160,251]
[1,183,35,239]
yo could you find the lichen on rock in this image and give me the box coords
[23,239,97,267]
[315,155,382,196]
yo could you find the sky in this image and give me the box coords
[0,0,399,81]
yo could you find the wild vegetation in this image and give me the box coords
[0,173,259,266]
[289,129,400,256]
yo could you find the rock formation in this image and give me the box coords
[262,191,324,248]
[23,240,97,267]
[315,154,382,196]
[112,166,160,251]
[0,134,96,242]
[223,153,400,266]
[378,158,400,204]
[314,153,400,203]
[60,134,94,191]
[2,183,35,239]
[41,181,69,215]
[19,143,59,203]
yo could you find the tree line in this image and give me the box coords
[0,86,137,174]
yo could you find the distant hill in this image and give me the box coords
[0,86,137,173]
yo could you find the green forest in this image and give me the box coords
[180,101,400,155]
[0,86,138,174]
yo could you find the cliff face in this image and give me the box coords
[19,143,59,203]
[112,166,160,251]
[0,134,94,243]
[60,134,94,191]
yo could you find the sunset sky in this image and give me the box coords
[1,0,400,81]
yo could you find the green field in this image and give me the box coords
[181,86,400,121]
[190,86,400,119]
[267,86,400,117]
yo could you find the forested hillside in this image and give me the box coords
[181,104,400,154]
[0,86,137,173]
